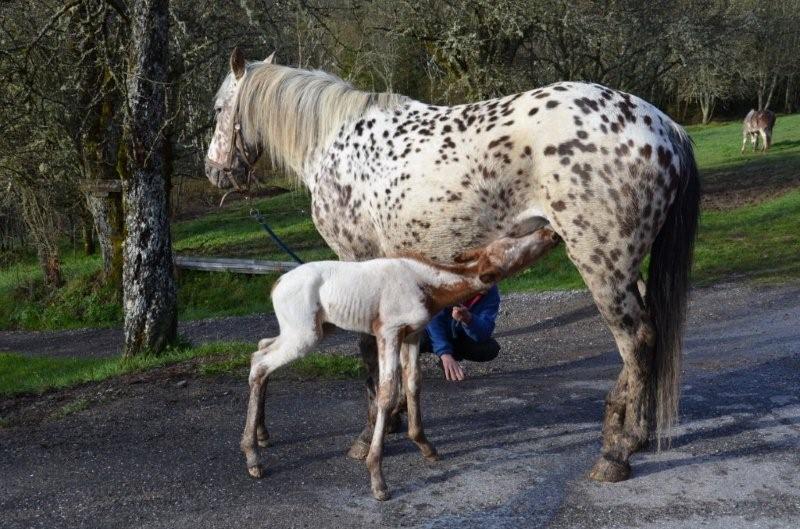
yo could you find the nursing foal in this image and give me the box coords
[241,227,561,500]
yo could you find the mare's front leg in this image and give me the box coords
[347,334,379,460]
[401,336,438,461]
[366,328,401,501]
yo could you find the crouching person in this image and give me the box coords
[421,285,501,381]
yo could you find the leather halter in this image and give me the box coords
[207,94,262,206]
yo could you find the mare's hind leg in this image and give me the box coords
[366,329,402,501]
[241,332,318,478]
[401,337,438,461]
[582,274,655,482]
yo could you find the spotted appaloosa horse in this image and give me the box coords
[206,48,700,483]
[742,109,777,153]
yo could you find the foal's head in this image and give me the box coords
[459,227,561,284]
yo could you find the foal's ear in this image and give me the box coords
[264,51,276,64]
[479,272,499,284]
[231,47,247,80]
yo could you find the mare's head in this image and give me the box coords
[205,48,274,189]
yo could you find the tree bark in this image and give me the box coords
[699,94,715,124]
[764,74,778,111]
[73,4,126,284]
[122,0,176,357]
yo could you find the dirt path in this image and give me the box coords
[2,282,800,528]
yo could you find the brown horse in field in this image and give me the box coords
[742,109,776,152]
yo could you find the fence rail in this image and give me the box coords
[174,256,299,275]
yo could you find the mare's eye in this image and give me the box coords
[214,107,222,114]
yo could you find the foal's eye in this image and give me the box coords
[214,107,222,114]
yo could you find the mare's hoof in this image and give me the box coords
[633,437,650,453]
[372,488,391,501]
[347,439,370,461]
[588,455,631,482]
[247,464,265,479]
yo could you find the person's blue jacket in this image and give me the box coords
[425,285,500,357]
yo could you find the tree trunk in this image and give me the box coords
[19,186,62,288]
[699,94,715,124]
[122,0,176,357]
[74,4,125,284]
[785,75,794,114]
[764,74,778,111]
[82,217,95,256]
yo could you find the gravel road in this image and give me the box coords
[1,281,799,528]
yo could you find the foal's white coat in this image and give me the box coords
[241,228,560,500]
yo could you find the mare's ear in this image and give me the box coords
[231,47,247,80]
[264,51,276,64]
[454,247,482,263]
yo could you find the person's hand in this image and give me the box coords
[452,306,472,325]
[440,353,465,381]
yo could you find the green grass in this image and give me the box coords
[693,188,800,283]
[50,397,90,420]
[0,341,253,397]
[2,115,800,331]
[200,349,364,379]
[0,343,362,398]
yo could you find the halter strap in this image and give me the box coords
[218,95,262,206]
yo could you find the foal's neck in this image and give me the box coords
[404,258,488,313]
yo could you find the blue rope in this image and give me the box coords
[250,209,305,264]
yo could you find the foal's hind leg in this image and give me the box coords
[402,337,438,461]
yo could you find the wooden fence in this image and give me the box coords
[174,256,299,275]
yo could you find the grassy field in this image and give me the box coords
[1,115,799,331]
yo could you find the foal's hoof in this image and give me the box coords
[347,439,370,461]
[257,432,270,447]
[372,487,391,501]
[588,455,631,482]
[247,464,265,479]
[423,449,440,462]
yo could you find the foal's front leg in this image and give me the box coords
[252,344,275,447]
[242,364,268,478]
[366,329,401,501]
[401,337,438,461]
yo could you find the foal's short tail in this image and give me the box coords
[647,126,701,449]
